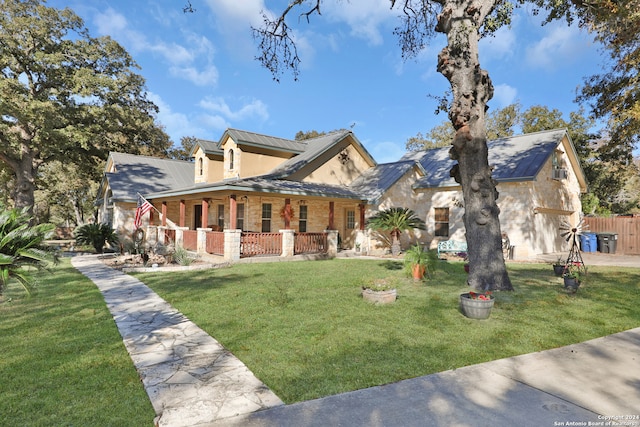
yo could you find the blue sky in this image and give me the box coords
[49,0,605,163]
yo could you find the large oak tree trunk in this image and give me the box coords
[437,1,513,291]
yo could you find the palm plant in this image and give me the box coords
[74,223,119,254]
[0,208,58,298]
[366,207,426,256]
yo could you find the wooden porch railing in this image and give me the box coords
[241,232,282,257]
[183,230,197,251]
[294,232,328,254]
[165,228,176,244]
[206,231,224,255]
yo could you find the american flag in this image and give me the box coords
[134,194,153,230]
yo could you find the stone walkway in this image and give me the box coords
[71,255,283,427]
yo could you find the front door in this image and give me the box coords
[342,208,356,249]
[194,204,202,229]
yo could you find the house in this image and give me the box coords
[96,128,586,260]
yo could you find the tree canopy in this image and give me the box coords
[0,0,171,213]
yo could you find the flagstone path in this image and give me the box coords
[71,254,283,427]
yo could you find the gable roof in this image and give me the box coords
[413,129,579,188]
[266,130,376,179]
[102,152,194,203]
[222,128,307,154]
[349,160,425,203]
[191,138,223,157]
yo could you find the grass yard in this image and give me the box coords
[134,258,640,403]
[0,257,155,427]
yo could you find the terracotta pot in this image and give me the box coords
[412,264,425,281]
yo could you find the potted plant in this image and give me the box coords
[457,251,469,273]
[459,291,494,319]
[563,263,582,292]
[361,278,397,304]
[553,257,566,276]
[404,244,436,281]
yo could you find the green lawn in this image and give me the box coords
[0,257,155,427]
[3,257,639,424]
[134,258,640,403]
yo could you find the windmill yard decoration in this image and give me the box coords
[559,218,588,277]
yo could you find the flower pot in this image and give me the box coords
[563,276,580,292]
[459,293,494,319]
[362,288,397,304]
[412,264,425,281]
[553,264,565,276]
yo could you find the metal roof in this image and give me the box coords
[148,176,365,200]
[193,138,222,156]
[349,160,423,203]
[223,128,307,154]
[413,129,569,188]
[105,153,194,202]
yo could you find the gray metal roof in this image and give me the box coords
[349,160,423,203]
[414,129,568,188]
[193,138,222,156]
[148,176,365,200]
[223,128,307,154]
[266,130,353,178]
[105,152,195,202]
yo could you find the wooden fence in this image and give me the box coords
[241,232,282,257]
[206,231,224,255]
[583,216,640,255]
[294,232,328,254]
[182,230,197,251]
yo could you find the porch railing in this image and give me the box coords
[206,231,224,255]
[183,230,197,251]
[241,232,282,257]
[294,232,328,254]
[165,228,176,244]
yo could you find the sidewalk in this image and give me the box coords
[71,255,283,427]
[73,254,640,427]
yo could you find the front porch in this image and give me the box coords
[142,226,338,261]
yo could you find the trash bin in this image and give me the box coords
[597,232,618,254]
[579,232,597,252]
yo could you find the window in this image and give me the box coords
[217,204,224,229]
[198,157,203,176]
[236,203,244,230]
[299,205,308,232]
[261,203,272,232]
[346,210,356,230]
[434,208,449,237]
[228,149,235,170]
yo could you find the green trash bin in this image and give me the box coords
[597,232,618,254]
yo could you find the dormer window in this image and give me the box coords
[229,149,235,170]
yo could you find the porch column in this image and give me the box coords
[280,229,294,257]
[202,198,209,229]
[197,227,212,254]
[149,209,155,226]
[179,200,186,227]
[162,202,167,226]
[283,198,291,229]
[146,225,158,247]
[230,195,237,229]
[359,204,366,230]
[175,227,189,248]
[224,229,241,261]
[157,226,166,245]
[325,229,338,258]
[329,201,335,230]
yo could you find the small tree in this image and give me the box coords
[0,208,57,298]
[367,207,426,256]
[74,223,119,254]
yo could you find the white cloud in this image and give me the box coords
[480,26,516,62]
[93,8,218,87]
[148,93,209,143]
[199,96,269,124]
[324,0,394,46]
[491,84,518,108]
[525,23,591,71]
